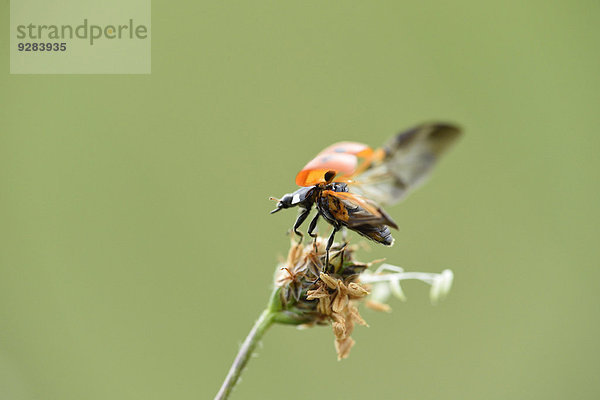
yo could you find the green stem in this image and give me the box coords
[214,302,277,399]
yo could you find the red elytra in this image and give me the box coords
[295,141,374,187]
[317,142,373,158]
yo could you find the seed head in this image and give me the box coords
[271,238,453,359]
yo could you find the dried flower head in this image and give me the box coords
[270,238,453,360]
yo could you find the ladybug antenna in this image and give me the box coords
[269,197,283,214]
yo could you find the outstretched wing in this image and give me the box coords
[350,123,461,205]
[320,190,397,245]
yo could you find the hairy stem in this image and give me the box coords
[214,308,275,400]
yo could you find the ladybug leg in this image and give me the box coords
[292,208,311,243]
[325,225,340,272]
[337,228,348,267]
[307,213,320,241]
[339,241,348,270]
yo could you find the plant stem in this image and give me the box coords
[214,308,275,400]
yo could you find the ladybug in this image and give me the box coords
[270,122,461,267]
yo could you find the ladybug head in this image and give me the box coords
[269,193,294,214]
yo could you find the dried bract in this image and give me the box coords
[272,239,452,359]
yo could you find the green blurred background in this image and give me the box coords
[1,1,599,399]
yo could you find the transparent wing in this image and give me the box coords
[322,191,397,245]
[350,123,461,205]
[323,191,398,229]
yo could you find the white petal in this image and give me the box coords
[369,281,392,303]
[389,278,407,302]
[439,269,454,298]
[429,276,443,304]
